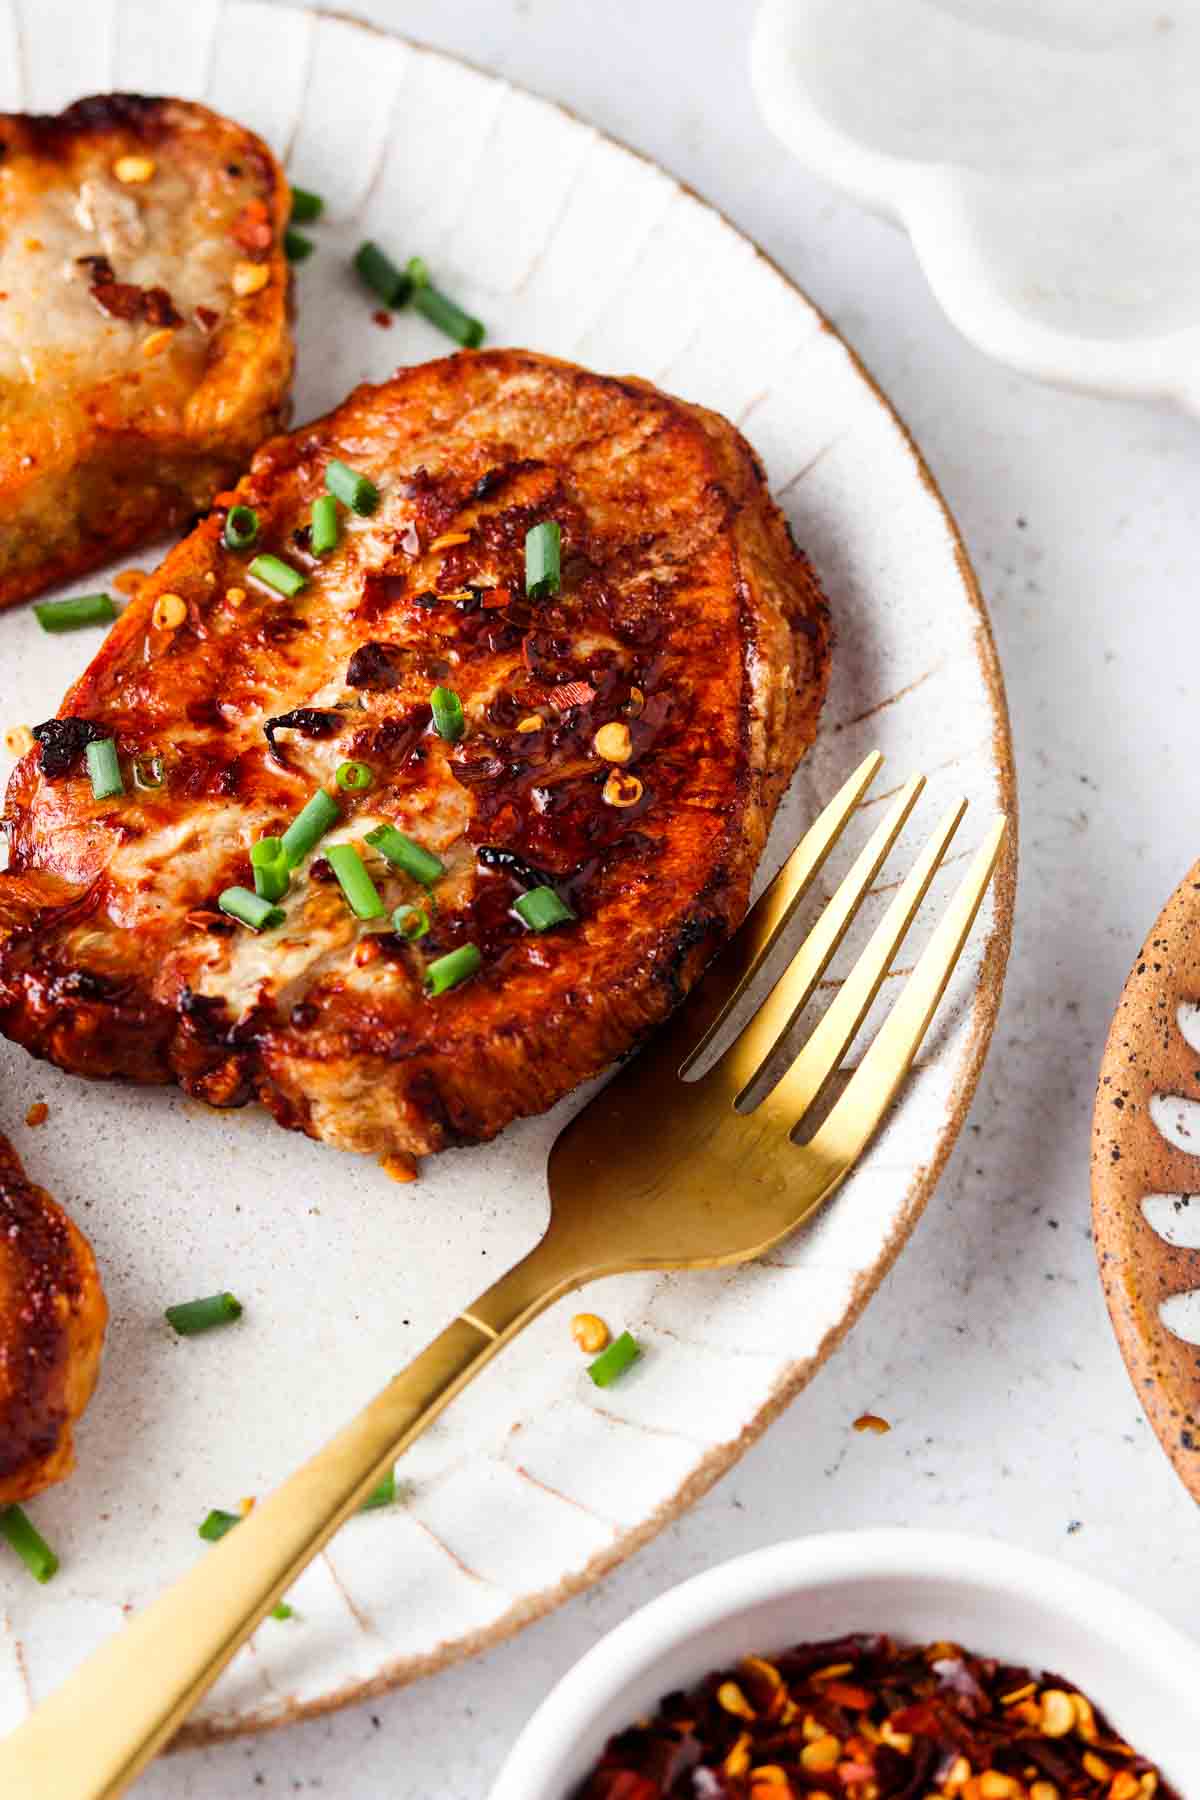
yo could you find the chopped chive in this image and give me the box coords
[32,592,116,633]
[165,1291,243,1335]
[391,902,430,941]
[353,241,413,307]
[197,1509,240,1543]
[223,505,260,552]
[525,521,561,599]
[310,493,339,556]
[325,459,379,516]
[85,737,124,800]
[406,258,484,348]
[270,1602,295,1620]
[587,1329,641,1388]
[365,823,444,885]
[325,843,386,919]
[430,685,465,744]
[218,885,285,932]
[289,186,324,224]
[335,759,374,792]
[360,1470,397,1511]
[251,836,290,903]
[514,885,574,932]
[132,753,164,790]
[425,943,481,995]
[0,1506,58,1583]
[248,553,307,598]
[284,227,314,263]
[280,788,340,867]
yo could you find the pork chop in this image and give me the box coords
[0,350,830,1165]
[0,1131,107,1504]
[0,93,293,610]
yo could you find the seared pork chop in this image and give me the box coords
[0,350,830,1164]
[0,1132,106,1504]
[0,93,293,610]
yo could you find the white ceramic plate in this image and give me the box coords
[493,1532,1200,1798]
[0,0,1014,1740]
[752,0,1200,413]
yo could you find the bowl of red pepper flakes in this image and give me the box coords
[574,1633,1177,1800]
[489,1535,1200,1800]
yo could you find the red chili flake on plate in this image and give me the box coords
[372,308,393,328]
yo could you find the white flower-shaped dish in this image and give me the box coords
[752,0,1200,413]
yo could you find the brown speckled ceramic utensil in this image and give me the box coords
[1093,862,1200,1502]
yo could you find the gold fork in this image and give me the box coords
[0,751,1006,1798]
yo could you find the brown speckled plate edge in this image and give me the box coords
[1092,867,1200,1506]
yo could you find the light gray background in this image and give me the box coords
[141,1,1199,1793]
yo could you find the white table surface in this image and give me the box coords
[136,0,1200,1792]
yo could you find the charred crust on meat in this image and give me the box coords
[345,641,406,690]
[262,707,341,763]
[32,717,108,779]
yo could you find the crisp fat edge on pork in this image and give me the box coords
[0,350,831,1169]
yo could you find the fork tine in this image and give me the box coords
[677,750,884,1074]
[708,774,928,1098]
[752,798,968,1122]
[803,816,1007,1166]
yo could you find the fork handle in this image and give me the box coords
[0,1232,580,1800]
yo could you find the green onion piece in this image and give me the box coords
[197,1509,240,1543]
[218,885,285,932]
[325,843,386,919]
[514,885,575,932]
[32,592,116,633]
[335,759,374,792]
[406,258,485,347]
[165,1291,243,1336]
[132,753,164,790]
[251,836,290,903]
[289,186,324,224]
[310,493,340,556]
[360,1470,397,1511]
[85,737,124,800]
[391,903,430,941]
[223,505,260,552]
[271,1602,295,1620]
[284,227,313,263]
[587,1330,641,1388]
[248,553,307,598]
[353,241,413,307]
[365,823,444,885]
[0,1505,59,1583]
[525,521,561,599]
[280,788,340,867]
[425,943,481,995]
[325,459,380,516]
[430,685,465,744]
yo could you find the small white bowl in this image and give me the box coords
[490,1530,1200,1798]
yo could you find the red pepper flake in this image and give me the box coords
[548,680,596,711]
[481,586,511,609]
[24,1102,47,1128]
[372,308,393,329]
[821,1679,871,1709]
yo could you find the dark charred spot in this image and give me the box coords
[141,285,182,328]
[290,1001,319,1029]
[262,708,341,762]
[262,614,307,643]
[475,845,552,891]
[32,717,108,779]
[346,642,405,691]
[194,304,220,332]
[186,697,228,732]
[309,856,336,884]
[90,280,144,321]
[76,252,114,283]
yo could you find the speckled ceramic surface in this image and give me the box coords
[751,0,1200,413]
[0,0,1014,1740]
[1093,868,1200,1505]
